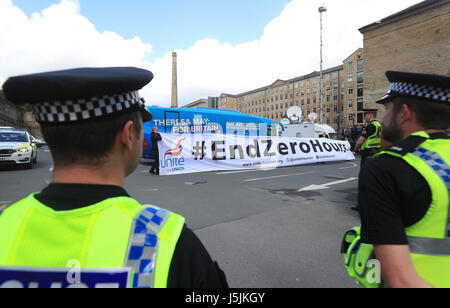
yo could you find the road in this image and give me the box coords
[0,147,361,288]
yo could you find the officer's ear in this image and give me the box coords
[398,103,414,125]
[119,121,136,152]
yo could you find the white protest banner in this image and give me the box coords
[158,133,355,176]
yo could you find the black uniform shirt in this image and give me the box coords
[34,183,229,288]
[151,132,162,153]
[360,121,377,139]
[359,133,449,245]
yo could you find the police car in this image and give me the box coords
[0,128,37,169]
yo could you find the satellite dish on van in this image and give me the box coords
[287,106,303,124]
[308,113,318,123]
[280,118,290,125]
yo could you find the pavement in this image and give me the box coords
[0,146,361,288]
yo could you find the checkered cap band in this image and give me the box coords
[33,91,143,123]
[389,82,450,103]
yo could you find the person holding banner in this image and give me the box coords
[0,67,229,288]
[149,126,162,175]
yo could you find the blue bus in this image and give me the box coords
[142,106,283,160]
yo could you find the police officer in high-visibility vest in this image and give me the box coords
[341,71,450,288]
[354,109,382,168]
[0,67,229,288]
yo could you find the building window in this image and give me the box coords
[357,59,363,71]
[348,99,353,108]
[334,105,338,112]
[333,94,338,101]
[357,72,363,84]
[357,85,363,97]
[349,114,354,121]
[333,72,338,80]
[357,98,364,111]
[307,98,310,105]
[348,62,353,70]
[348,87,353,95]
[326,95,330,102]
[313,108,317,113]
[326,106,330,113]
[301,100,305,106]
[357,113,364,123]
[348,73,353,82]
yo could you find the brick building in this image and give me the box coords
[215,52,364,131]
[359,0,450,114]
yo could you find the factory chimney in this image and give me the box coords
[171,52,178,109]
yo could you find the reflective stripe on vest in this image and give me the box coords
[408,237,450,257]
[361,121,381,150]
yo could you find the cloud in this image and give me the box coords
[0,0,151,84]
[0,0,422,107]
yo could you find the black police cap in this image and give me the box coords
[363,109,378,114]
[2,67,154,124]
[376,71,450,105]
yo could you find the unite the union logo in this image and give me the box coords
[164,137,186,158]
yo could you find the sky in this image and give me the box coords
[1,0,423,107]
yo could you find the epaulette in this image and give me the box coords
[384,135,428,156]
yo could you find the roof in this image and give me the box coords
[359,0,447,33]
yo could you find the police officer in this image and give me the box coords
[354,109,382,168]
[343,71,450,288]
[0,67,228,288]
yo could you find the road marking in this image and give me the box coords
[216,168,277,175]
[216,170,259,175]
[244,171,315,182]
[298,177,358,192]
[339,162,358,170]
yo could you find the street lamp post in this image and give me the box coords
[319,6,327,125]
